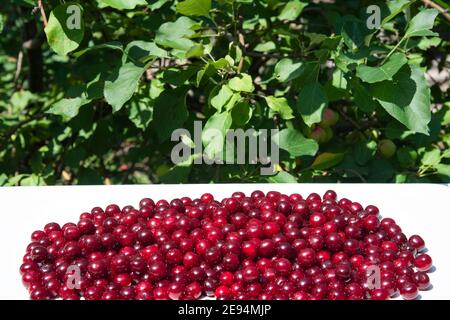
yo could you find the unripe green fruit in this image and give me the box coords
[320,109,339,127]
[365,128,380,140]
[397,147,417,168]
[310,126,328,144]
[378,139,397,158]
[324,126,333,142]
[156,164,170,177]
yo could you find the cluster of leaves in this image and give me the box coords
[0,0,449,186]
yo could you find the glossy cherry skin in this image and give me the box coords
[30,245,48,262]
[400,282,419,300]
[19,190,434,301]
[297,248,316,267]
[370,289,389,300]
[412,272,430,290]
[168,282,184,300]
[30,287,51,300]
[414,254,432,272]
[408,235,425,251]
[325,233,343,252]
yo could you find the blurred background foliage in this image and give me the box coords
[0,0,448,186]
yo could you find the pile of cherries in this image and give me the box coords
[20,190,433,300]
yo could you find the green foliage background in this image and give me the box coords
[0,0,449,186]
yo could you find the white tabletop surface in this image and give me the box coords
[0,183,448,300]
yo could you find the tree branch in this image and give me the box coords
[422,0,450,21]
[237,32,245,74]
[14,50,24,89]
[0,111,46,144]
[23,19,44,92]
[37,0,48,27]
[334,107,370,139]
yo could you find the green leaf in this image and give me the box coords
[339,16,367,50]
[228,74,254,93]
[16,0,36,7]
[273,59,303,82]
[104,62,146,112]
[334,49,366,73]
[305,32,328,45]
[267,171,298,183]
[311,153,345,170]
[443,104,450,126]
[368,158,395,182]
[442,149,450,159]
[160,165,192,183]
[73,41,123,57]
[381,0,413,26]
[160,154,196,183]
[103,42,166,111]
[153,88,189,142]
[211,85,234,111]
[176,0,211,17]
[397,147,417,167]
[356,53,407,83]
[332,69,347,89]
[371,64,431,135]
[297,82,328,126]
[224,93,241,111]
[436,164,450,179]
[64,147,86,167]
[350,78,376,113]
[417,37,442,50]
[125,41,168,61]
[273,128,319,157]
[321,35,342,50]
[44,3,85,56]
[86,76,105,100]
[20,174,46,186]
[160,163,192,183]
[212,58,230,69]
[385,120,414,140]
[278,0,307,21]
[405,9,439,38]
[47,97,90,120]
[10,91,35,111]
[0,14,4,33]
[161,67,197,86]
[231,102,252,126]
[129,97,153,130]
[5,174,26,186]
[395,173,408,183]
[254,42,276,52]
[0,174,8,186]
[77,168,104,185]
[149,0,170,10]
[155,17,199,51]
[293,63,320,88]
[421,149,441,167]
[264,96,294,120]
[96,0,147,10]
[185,44,205,58]
[354,140,377,165]
[197,58,230,87]
[202,111,232,160]
[323,81,348,102]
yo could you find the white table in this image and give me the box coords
[1,184,448,300]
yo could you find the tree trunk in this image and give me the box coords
[23,18,44,93]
